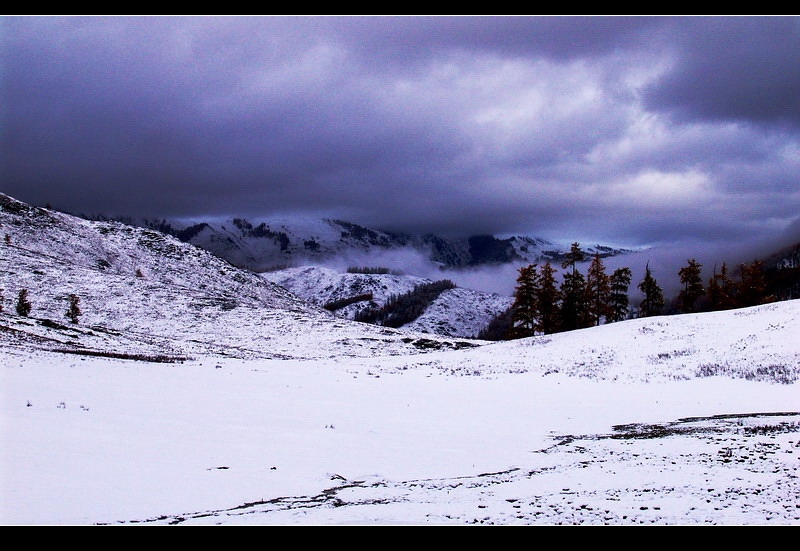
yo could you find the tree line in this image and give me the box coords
[324,293,374,311]
[674,258,776,314]
[495,242,635,339]
[354,279,456,328]
[346,266,391,275]
[481,242,782,341]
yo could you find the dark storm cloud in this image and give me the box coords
[319,16,663,63]
[2,16,799,249]
[642,17,800,128]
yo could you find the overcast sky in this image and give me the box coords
[2,16,800,248]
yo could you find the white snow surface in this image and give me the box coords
[1,194,799,525]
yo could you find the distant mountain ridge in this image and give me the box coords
[104,214,632,273]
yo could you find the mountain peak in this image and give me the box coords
[101,213,632,273]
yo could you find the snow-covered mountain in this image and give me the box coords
[17,197,520,339]
[0,194,481,360]
[107,214,631,273]
[263,265,513,338]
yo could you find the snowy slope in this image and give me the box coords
[263,265,513,338]
[364,299,800,384]
[402,287,513,338]
[0,194,480,360]
[262,266,428,310]
[1,299,798,525]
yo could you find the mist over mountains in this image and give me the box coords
[72,207,800,307]
[104,214,632,275]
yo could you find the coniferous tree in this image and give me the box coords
[66,294,81,324]
[608,266,632,322]
[537,261,561,335]
[737,260,770,307]
[637,263,664,317]
[560,243,588,331]
[477,307,514,341]
[716,262,736,309]
[16,289,32,317]
[586,253,611,326]
[706,264,720,311]
[706,262,736,311]
[561,242,585,275]
[511,264,540,338]
[560,269,588,331]
[678,258,705,313]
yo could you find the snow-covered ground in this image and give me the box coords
[2,299,799,525]
[1,194,798,525]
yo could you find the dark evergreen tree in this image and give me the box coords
[737,260,770,307]
[706,262,736,311]
[678,258,705,313]
[559,243,589,331]
[608,266,632,322]
[561,242,586,274]
[537,262,561,334]
[324,293,374,312]
[763,245,800,302]
[586,253,611,326]
[66,294,81,324]
[716,262,737,308]
[347,266,391,275]
[706,266,721,311]
[477,306,514,341]
[511,264,541,338]
[560,269,588,331]
[637,263,664,317]
[16,289,32,317]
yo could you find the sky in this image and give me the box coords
[2,16,800,249]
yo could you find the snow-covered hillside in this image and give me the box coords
[263,266,513,338]
[2,193,799,525]
[0,194,478,360]
[262,266,429,312]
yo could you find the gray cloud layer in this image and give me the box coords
[2,16,799,248]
